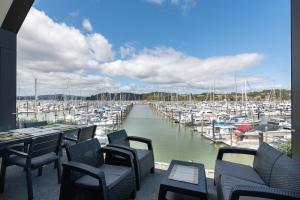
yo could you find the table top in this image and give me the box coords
[0,124,86,150]
[160,160,207,195]
[0,131,31,150]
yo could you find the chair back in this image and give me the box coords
[66,138,104,168]
[107,129,129,146]
[253,142,283,185]
[269,153,300,193]
[29,132,62,157]
[77,125,96,143]
[24,121,47,128]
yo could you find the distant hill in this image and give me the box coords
[17,89,291,101]
[17,94,85,101]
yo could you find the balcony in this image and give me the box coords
[0,155,217,200]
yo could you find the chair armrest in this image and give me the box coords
[6,148,28,158]
[102,146,135,168]
[217,147,256,160]
[230,185,300,200]
[106,144,139,185]
[61,161,107,200]
[62,161,105,180]
[128,136,153,150]
[107,144,137,156]
[63,136,77,142]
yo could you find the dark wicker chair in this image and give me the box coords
[62,125,96,148]
[0,128,25,158]
[0,132,63,200]
[215,142,300,200]
[59,138,136,200]
[107,129,154,190]
[23,121,48,128]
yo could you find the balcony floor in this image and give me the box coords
[0,157,217,200]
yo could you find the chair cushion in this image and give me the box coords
[98,164,130,176]
[269,154,300,193]
[8,152,58,169]
[75,164,132,190]
[136,149,152,161]
[253,143,282,185]
[75,173,120,190]
[219,175,269,200]
[215,160,265,185]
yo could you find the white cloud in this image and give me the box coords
[17,7,115,95]
[101,47,264,90]
[69,9,80,17]
[17,7,267,95]
[82,18,93,32]
[120,43,136,59]
[145,0,165,5]
[18,8,114,73]
[17,69,116,95]
[171,0,197,14]
[145,0,197,13]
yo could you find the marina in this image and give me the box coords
[15,99,292,169]
[152,100,291,150]
[16,100,133,145]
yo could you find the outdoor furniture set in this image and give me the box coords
[1,123,300,200]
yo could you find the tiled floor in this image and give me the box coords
[0,159,217,200]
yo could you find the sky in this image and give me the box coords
[17,0,291,96]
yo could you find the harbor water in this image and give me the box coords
[122,104,253,170]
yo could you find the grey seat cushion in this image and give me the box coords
[98,164,131,177]
[253,143,282,185]
[136,149,152,161]
[269,154,300,193]
[75,173,121,190]
[8,152,58,168]
[75,164,132,190]
[219,175,269,200]
[215,160,265,185]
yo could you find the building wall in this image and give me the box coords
[292,0,300,162]
[0,28,16,130]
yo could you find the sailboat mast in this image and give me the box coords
[34,78,37,113]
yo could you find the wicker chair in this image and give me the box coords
[62,125,96,148]
[215,142,300,200]
[23,121,47,128]
[107,129,154,190]
[0,132,63,200]
[59,138,136,200]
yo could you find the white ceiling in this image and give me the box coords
[0,0,14,27]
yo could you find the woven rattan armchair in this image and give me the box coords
[59,138,136,200]
[0,132,62,200]
[107,129,154,190]
[215,142,300,200]
[62,125,96,148]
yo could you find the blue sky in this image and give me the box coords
[17,0,291,95]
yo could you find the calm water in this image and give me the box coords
[122,104,253,170]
